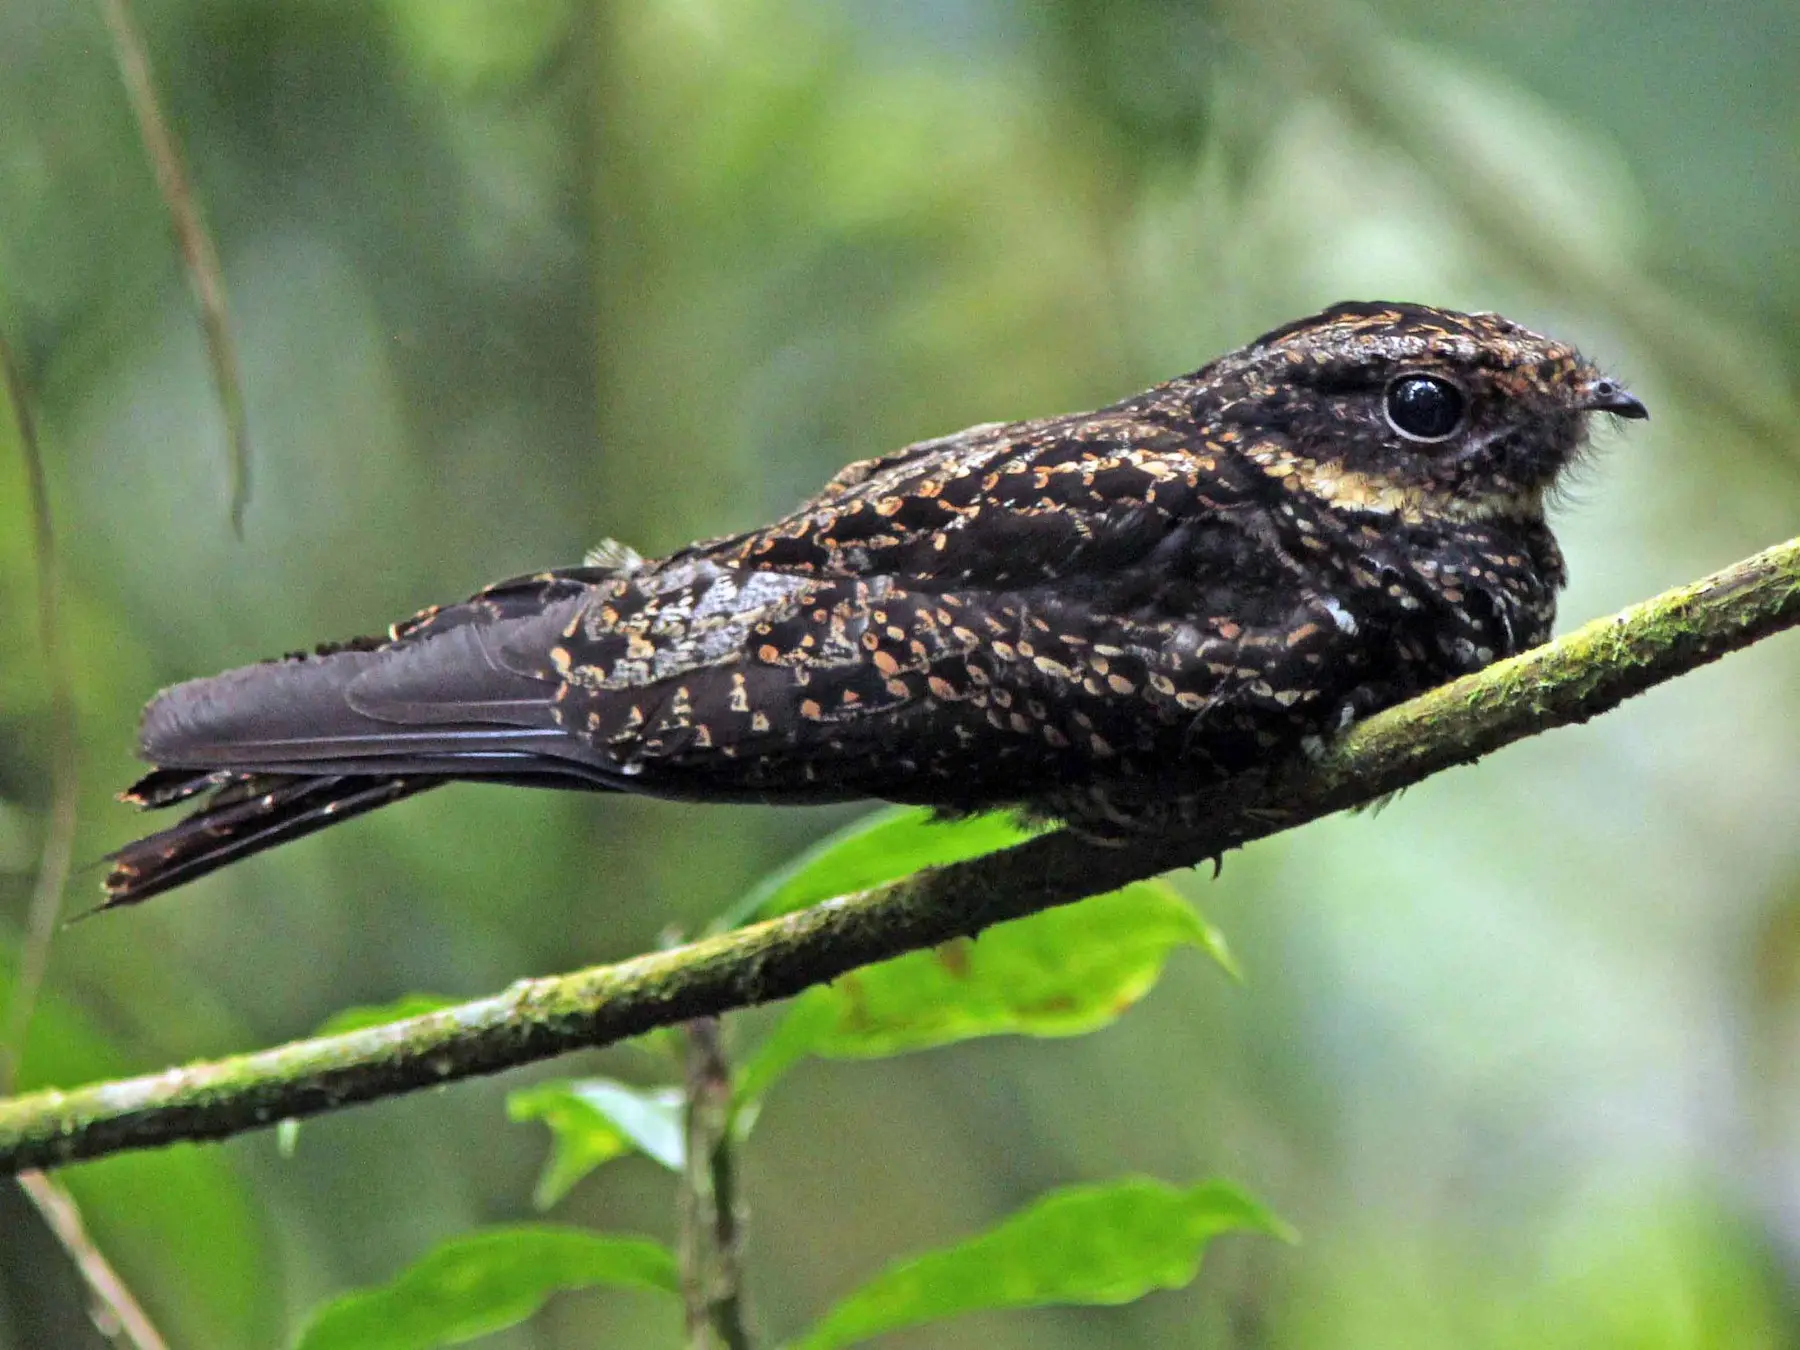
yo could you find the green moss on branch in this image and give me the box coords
[4,536,1800,1175]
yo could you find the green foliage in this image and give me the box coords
[788,1178,1293,1350]
[737,878,1235,1104]
[719,805,1042,927]
[295,808,1273,1346]
[1284,1186,1787,1350]
[383,0,575,90]
[732,809,1233,1107]
[292,1227,678,1350]
[507,1077,685,1207]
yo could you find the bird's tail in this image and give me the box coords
[103,570,614,907]
[103,770,436,907]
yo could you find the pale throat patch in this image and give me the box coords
[1241,444,1542,525]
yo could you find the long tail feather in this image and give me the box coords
[104,774,434,907]
[106,571,619,906]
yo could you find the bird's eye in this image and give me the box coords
[1384,375,1466,442]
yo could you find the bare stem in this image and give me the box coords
[680,1018,752,1350]
[2,340,172,1350]
[18,1170,170,1349]
[3,536,1800,1174]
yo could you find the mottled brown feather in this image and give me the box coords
[104,301,1643,905]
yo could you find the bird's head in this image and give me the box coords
[1190,301,1647,524]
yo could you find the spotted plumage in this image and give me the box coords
[105,301,1646,905]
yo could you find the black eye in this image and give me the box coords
[1384,375,1466,442]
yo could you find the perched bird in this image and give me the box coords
[105,301,1646,906]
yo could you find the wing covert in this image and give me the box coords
[664,405,1264,591]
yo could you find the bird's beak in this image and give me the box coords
[1580,378,1649,420]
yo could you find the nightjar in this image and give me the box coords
[106,301,1646,906]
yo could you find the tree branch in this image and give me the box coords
[4,537,1799,1175]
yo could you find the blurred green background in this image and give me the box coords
[3,0,1799,1346]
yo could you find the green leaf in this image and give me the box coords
[386,0,575,91]
[718,806,1042,929]
[293,1225,678,1350]
[788,1178,1291,1350]
[738,880,1233,1103]
[507,1078,686,1207]
[311,993,460,1038]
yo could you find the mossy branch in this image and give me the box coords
[4,537,1800,1175]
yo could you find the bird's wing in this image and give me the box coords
[668,407,1253,592]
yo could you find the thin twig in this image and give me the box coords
[99,0,251,534]
[680,1018,751,1350]
[17,1172,172,1350]
[2,534,1800,1173]
[0,340,78,1089]
[1,341,170,1350]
